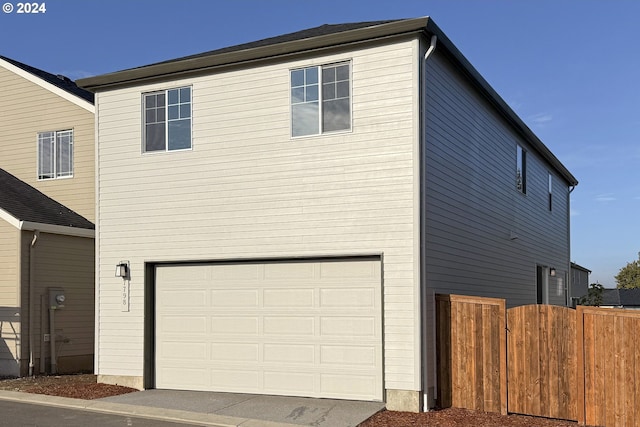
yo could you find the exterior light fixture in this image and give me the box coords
[549,267,556,277]
[115,261,130,279]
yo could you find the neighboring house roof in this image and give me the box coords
[0,55,94,109]
[77,17,578,188]
[0,168,94,237]
[571,262,592,273]
[601,288,640,307]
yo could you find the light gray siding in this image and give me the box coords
[96,40,422,391]
[423,50,570,308]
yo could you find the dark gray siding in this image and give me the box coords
[423,50,570,308]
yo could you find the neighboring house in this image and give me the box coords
[570,262,591,306]
[0,56,96,377]
[601,288,640,310]
[78,17,578,411]
[0,56,95,221]
[0,169,95,376]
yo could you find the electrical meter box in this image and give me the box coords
[48,288,65,309]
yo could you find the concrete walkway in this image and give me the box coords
[0,388,385,427]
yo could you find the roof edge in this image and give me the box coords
[422,19,578,186]
[19,220,95,238]
[0,57,95,113]
[0,208,94,238]
[77,17,429,90]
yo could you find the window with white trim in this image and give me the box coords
[290,62,351,137]
[143,86,192,152]
[38,129,73,180]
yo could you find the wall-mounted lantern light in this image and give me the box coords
[115,261,130,280]
[549,267,556,277]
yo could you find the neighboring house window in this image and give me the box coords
[290,62,351,137]
[38,130,73,179]
[143,86,192,152]
[516,144,527,193]
[548,173,553,211]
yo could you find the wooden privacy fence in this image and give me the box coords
[436,294,640,427]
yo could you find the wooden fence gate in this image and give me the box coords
[506,305,577,421]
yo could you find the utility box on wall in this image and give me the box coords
[48,288,65,309]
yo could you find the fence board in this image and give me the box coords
[435,294,506,415]
[579,306,640,427]
[507,305,577,421]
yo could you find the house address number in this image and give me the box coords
[122,280,130,312]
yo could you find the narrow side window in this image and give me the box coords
[516,144,527,194]
[548,173,553,211]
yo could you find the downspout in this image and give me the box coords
[421,34,437,412]
[28,231,39,376]
[424,35,438,61]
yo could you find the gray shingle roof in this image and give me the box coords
[0,55,94,104]
[149,20,402,67]
[602,288,640,307]
[0,168,94,230]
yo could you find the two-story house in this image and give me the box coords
[0,56,96,376]
[78,17,578,412]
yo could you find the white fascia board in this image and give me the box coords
[0,58,94,113]
[18,221,95,238]
[0,208,21,229]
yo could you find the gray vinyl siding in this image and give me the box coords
[95,40,421,390]
[423,50,570,308]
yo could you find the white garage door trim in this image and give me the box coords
[155,257,383,401]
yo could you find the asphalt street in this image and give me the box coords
[0,400,202,427]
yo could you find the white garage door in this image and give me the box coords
[155,258,383,401]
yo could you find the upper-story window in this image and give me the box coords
[143,86,192,152]
[548,173,553,211]
[290,61,351,137]
[516,144,527,194]
[38,129,73,180]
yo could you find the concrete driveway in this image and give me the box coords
[100,389,385,426]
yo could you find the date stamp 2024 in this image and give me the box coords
[2,2,47,13]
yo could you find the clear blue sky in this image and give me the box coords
[2,0,638,287]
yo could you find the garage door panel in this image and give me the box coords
[210,343,259,362]
[158,315,207,333]
[156,258,382,401]
[263,289,314,307]
[321,373,378,398]
[320,317,377,337]
[211,369,260,390]
[263,262,315,279]
[210,289,259,307]
[263,343,315,364]
[158,290,207,307]
[320,288,376,307]
[159,341,206,359]
[320,345,377,366]
[263,316,315,335]
[264,371,315,394]
[211,317,258,334]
